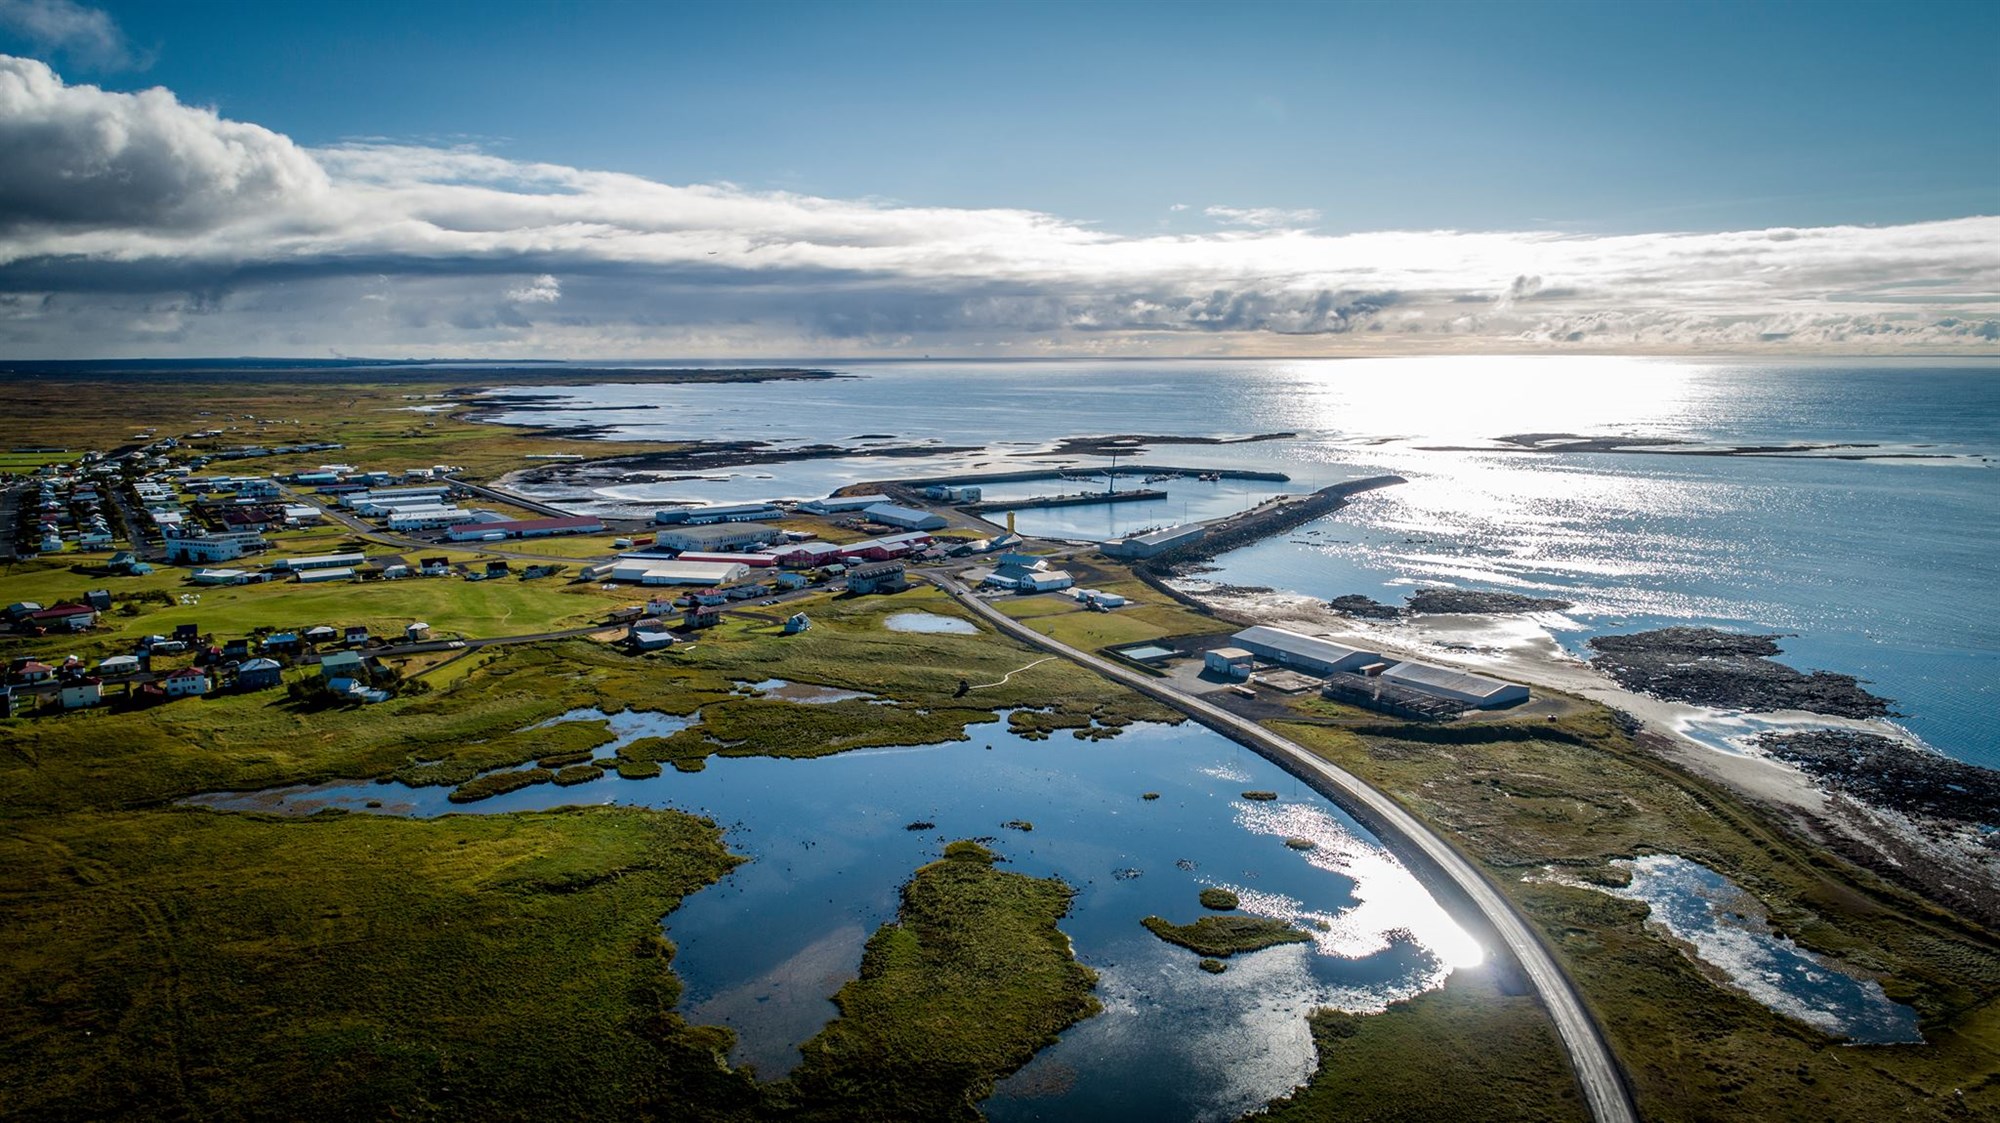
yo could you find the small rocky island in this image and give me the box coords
[1586,627,1894,718]
[1328,588,1574,618]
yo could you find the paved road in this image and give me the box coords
[929,573,1639,1123]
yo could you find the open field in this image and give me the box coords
[0,805,754,1121]
[0,371,704,484]
[1271,711,2000,1120]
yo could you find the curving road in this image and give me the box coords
[930,574,1639,1123]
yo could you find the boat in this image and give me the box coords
[1199,472,1221,482]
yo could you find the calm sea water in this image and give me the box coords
[490,358,2000,768]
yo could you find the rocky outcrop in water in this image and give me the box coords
[1406,589,1573,615]
[1756,730,1999,826]
[1587,628,1894,719]
[1326,589,1573,618]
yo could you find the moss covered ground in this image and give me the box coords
[1256,966,1585,1122]
[1270,709,2000,1121]
[0,805,758,1121]
[776,842,1100,1121]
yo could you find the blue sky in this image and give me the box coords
[58,0,1999,235]
[0,0,1995,356]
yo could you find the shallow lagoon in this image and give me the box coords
[191,716,1477,1121]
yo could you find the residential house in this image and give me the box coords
[163,667,212,698]
[846,561,909,595]
[236,658,284,690]
[59,678,103,710]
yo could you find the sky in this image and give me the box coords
[0,0,1995,358]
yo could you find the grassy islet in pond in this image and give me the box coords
[778,841,1100,1120]
[1141,914,1313,957]
[1199,887,1240,910]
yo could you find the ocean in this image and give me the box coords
[487,356,1999,770]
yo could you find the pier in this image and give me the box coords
[1139,474,1405,570]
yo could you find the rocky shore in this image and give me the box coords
[1756,729,2000,827]
[1586,627,1894,719]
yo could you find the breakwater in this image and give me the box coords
[964,488,1167,513]
[1143,475,1405,571]
[887,464,1293,488]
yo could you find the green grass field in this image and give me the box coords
[1271,713,2000,1120]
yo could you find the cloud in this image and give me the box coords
[0,0,138,70]
[505,274,561,304]
[1204,204,1323,229]
[0,56,1994,357]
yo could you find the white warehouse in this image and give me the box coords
[1379,661,1530,709]
[608,560,751,586]
[1229,626,1381,676]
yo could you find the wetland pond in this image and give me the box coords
[190,713,1480,1120]
[882,610,983,635]
[1585,855,1922,1044]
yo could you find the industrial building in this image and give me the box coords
[655,502,783,525]
[163,532,267,563]
[653,523,782,553]
[608,560,752,586]
[444,515,604,541]
[1103,524,1207,559]
[862,502,948,531]
[1379,661,1530,708]
[798,493,891,514]
[274,552,366,572]
[1229,626,1381,676]
[1204,647,1254,677]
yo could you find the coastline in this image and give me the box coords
[1173,584,2000,929]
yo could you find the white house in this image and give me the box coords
[163,667,212,698]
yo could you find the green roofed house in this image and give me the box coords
[318,651,366,680]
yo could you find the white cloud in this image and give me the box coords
[0,55,1994,357]
[506,274,560,303]
[1205,204,1324,229]
[0,0,138,70]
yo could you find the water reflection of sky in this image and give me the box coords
[185,716,1478,1121]
[1583,855,1921,1044]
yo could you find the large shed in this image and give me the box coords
[1229,626,1381,676]
[609,560,751,586]
[1379,661,1530,708]
[862,503,948,531]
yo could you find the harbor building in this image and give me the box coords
[653,523,783,553]
[1229,626,1381,676]
[798,493,891,514]
[1379,661,1530,708]
[862,502,948,531]
[1103,524,1207,559]
[655,502,783,525]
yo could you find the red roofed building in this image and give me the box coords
[25,603,97,632]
